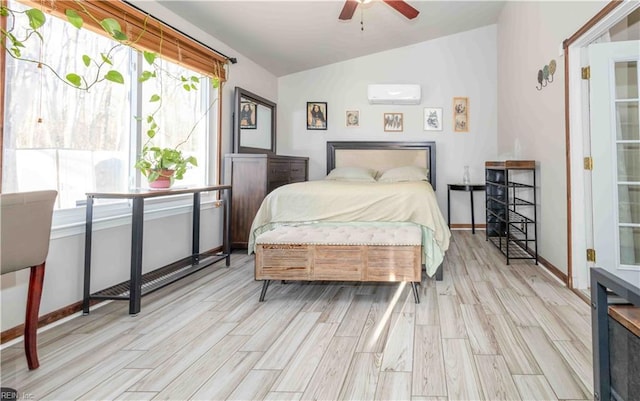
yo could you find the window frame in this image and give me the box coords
[1,0,225,234]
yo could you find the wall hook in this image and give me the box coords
[536,59,556,90]
[537,70,544,90]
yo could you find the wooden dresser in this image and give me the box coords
[224,153,309,248]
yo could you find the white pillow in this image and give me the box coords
[325,166,377,182]
[377,166,429,183]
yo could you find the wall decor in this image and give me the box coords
[384,113,403,132]
[424,107,443,131]
[239,101,257,129]
[453,97,469,132]
[307,102,327,130]
[346,110,360,127]
[536,59,557,90]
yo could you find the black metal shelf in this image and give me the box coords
[486,161,537,265]
[91,254,227,299]
[512,197,535,206]
[488,236,537,260]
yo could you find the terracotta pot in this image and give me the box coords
[148,169,175,189]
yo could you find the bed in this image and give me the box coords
[248,141,451,299]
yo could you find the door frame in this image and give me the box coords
[564,0,640,289]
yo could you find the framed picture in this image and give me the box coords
[345,110,359,127]
[384,113,403,132]
[453,97,469,132]
[424,107,443,131]
[239,101,257,129]
[307,102,327,130]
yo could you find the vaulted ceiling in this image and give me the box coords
[154,1,506,77]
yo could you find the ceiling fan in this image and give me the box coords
[339,0,420,21]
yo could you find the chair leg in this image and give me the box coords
[25,263,45,370]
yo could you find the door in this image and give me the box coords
[589,40,640,287]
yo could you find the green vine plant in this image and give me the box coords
[1,1,220,184]
[1,4,127,90]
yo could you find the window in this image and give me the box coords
[2,1,219,215]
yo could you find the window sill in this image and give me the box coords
[51,198,223,240]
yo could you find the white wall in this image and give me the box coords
[277,25,498,226]
[497,1,607,273]
[1,1,278,331]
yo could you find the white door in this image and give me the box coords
[589,40,640,287]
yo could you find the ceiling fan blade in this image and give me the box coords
[339,0,359,20]
[382,0,420,19]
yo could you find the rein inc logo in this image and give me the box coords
[1,388,33,401]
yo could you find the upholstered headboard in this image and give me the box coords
[326,141,436,190]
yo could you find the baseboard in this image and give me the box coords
[1,246,223,344]
[571,288,590,304]
[537,254,569,285]
[450,224,487,230]
[1,299,100,344]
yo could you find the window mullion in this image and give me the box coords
[131,50,143,191]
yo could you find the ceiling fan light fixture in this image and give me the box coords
[358,0,373,4]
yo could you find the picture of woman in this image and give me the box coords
[240,101,257,129]
[307,102,327,130]
[346,110,359,127]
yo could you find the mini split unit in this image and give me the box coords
[367,84,421,105]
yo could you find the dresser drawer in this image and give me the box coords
[268,179,289,193]
[290,161,307,181]
[269,160,290,181]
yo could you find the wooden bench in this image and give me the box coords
[255,224,422,303]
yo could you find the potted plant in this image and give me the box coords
[135,146,197,189]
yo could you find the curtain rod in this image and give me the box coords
[123,1,237,64]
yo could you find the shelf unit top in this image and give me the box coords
[485,160,536,169]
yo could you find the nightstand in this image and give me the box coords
[447,184,486,234]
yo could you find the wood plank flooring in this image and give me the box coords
[0,231,593,401]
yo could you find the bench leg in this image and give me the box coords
[411,282,420,304]
[259,280,271,302]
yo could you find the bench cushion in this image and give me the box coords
[255,224,422,246]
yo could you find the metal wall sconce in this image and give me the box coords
[536,59,557,90]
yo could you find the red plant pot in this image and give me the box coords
[148,169,175,189]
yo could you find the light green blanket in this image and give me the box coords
[248,180,451,276]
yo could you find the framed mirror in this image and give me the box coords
[234,87,276,154]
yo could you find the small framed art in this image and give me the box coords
[453,97,469,132]
[239,101,257,129]
[424,107,443,131]
[346,110,359,127]
[307,102,327,130]
[383,113,403,132]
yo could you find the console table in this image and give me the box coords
[82,185,232,315]
[447,183,486,234]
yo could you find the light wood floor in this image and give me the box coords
[0,231,593,401]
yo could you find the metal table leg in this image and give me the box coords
[447,187,451,228]
[82,196,94,315]
[470,189,475,234]
[129,198,144,315]
[224,188,231,267]
[192,192,201,264]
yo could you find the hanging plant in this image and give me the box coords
[1,1,220,187]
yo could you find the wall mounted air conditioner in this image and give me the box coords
[367,84,421,105]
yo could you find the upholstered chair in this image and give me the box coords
[1,190,57,370]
